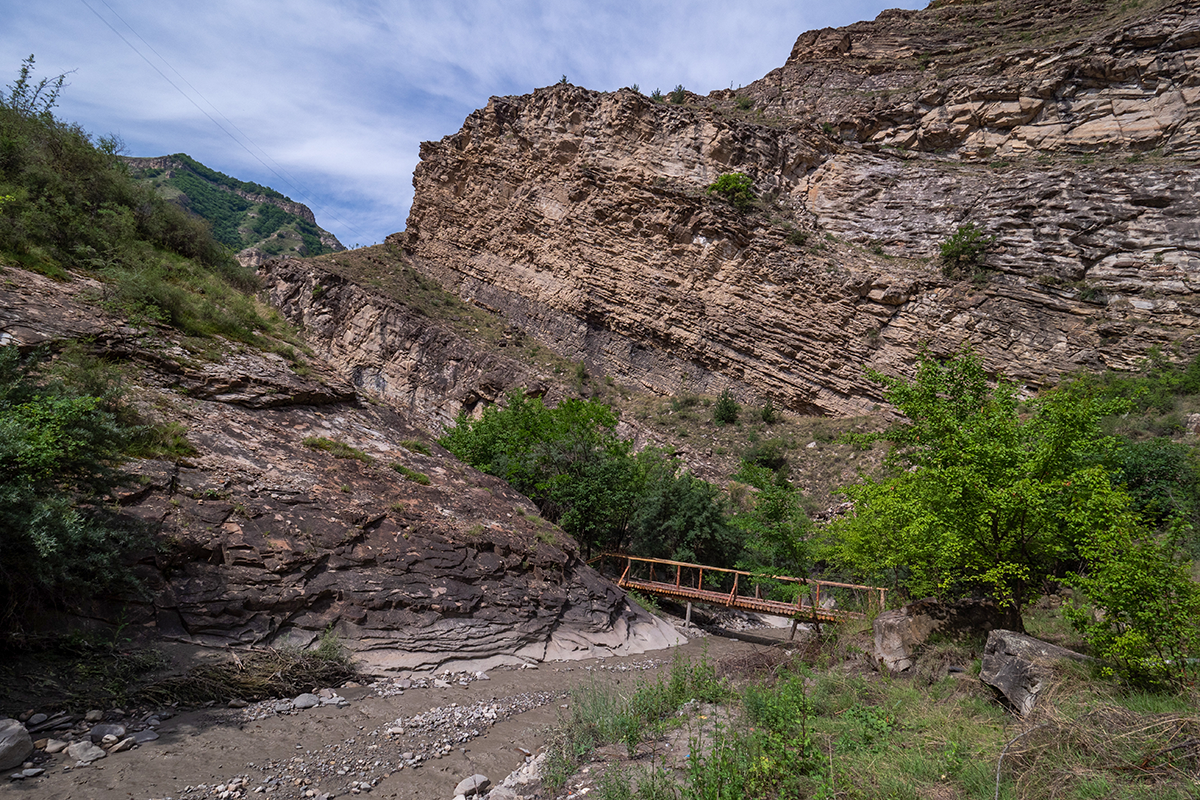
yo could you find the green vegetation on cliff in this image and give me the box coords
[129,154,340,256]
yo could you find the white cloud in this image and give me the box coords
[1,0,924,245]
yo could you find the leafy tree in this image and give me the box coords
[732,462,810,580]
[625,451,740,567]
[706,173,756,212]
[4,55,69,119]
[713,389,740,425]
[938,222,996,278]
[440,391,640,555]
[440,391,738,564]
[1064,496,1200,688]
[829,345,1130,624]
[0,346,145,626]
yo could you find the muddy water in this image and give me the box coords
[10,628,793,800]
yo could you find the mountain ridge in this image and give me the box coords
[124,153,345,263]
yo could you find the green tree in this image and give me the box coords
[1063,492,1200,688]
[731,462,810,580]
[440,391,640,555]
[440,391,739,564]
[625,451,740,567]
[829,345,1130,624]
[713,389,740,424]
[0,346,144,626]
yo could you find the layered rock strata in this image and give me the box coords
[2,266,679,672]
[404,0,1200,415]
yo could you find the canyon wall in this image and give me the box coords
[403,0,1200,415]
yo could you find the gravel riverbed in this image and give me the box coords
[4,628,784,800]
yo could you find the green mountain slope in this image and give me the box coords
[125,153,344,258]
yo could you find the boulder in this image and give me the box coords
[454,773,491,797]
[980,630,1092,715]
[873,609,938,673]
[0,720,33,770]
[872,597,1020,673]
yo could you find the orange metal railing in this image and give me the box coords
[590,553,887,624]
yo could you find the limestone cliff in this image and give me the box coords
[404,0,1200,415]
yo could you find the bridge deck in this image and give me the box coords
[593,554,887,624]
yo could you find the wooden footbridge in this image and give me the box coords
[592,554,887,630]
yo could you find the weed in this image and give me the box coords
[391,462,431,485]
[302,436,373,463]
[399,439,432,456]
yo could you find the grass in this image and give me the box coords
[302,436,373,463]
[547,637,1200,800]
[390,461,431,485]
[542,655,730,790]
[400,439,432,456]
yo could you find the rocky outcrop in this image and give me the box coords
[2,266,680,673]
[404,0,1200,415]
[261,257,559,431]
[980,629,1092,715]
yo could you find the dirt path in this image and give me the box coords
[6,627,791,800]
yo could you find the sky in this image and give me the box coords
[2,0,925,248]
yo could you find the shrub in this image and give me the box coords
[302,436,373,463]
[938,222,996,278]
[705,173,756,212]
[390,462,431,485]
[650,88,663,102]
[713,389,740,424]
[669,84,686,104]
[0,346,146,627]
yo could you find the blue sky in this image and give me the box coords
[2,1,925,247]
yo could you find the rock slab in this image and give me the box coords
[980,629,1092,715]
[0,720,33,771]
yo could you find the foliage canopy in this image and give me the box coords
[440,391,739,565]
[829,345,1130,618]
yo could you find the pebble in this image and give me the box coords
[66,740,107,764]
[84,710,104,723]
[292,694,320,710]
[27,714,47,727]
[8,767,44,780]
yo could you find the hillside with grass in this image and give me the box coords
[125,153,344,260]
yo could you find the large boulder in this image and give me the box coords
[0,719,33,770]
[872,597,1022,674]
[980,630,1092,715]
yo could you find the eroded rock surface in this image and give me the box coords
[405,0,1200,415]
[1,267,681,673]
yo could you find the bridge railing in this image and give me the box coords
[590,553,888,618]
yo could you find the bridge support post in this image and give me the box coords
[789,618,798,641]
[685,602,692,626]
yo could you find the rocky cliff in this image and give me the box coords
[403,0,1200,415]
[1,266,679,674]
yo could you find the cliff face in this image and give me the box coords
[2,265,678,673]
[404,0,1200,415]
